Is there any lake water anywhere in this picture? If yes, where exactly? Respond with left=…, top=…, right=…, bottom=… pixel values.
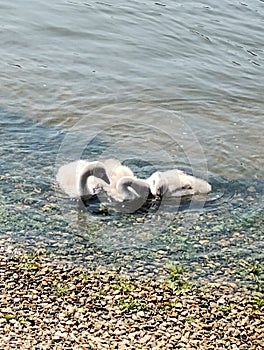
left=0, top=0, right=263, bottom=282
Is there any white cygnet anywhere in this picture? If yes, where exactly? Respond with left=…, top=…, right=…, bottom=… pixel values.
left=88, top=175, right=150, bottom=203
left=109, top=165, right=134, bottom=190
left=146, top=169, right=211, bottom=198
left=56, top=160, right=110, bottom=198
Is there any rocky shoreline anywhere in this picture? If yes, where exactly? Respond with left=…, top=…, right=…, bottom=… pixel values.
left=0, top=249, right=263, bottom=349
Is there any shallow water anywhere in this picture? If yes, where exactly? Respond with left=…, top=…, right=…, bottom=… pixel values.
left=0, top=109, right=263, bottom=285
left=0, top=1, right=263, bottom=282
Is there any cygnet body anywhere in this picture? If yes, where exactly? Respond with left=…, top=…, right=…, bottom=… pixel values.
left=102, top=159, right=122, bottom=177
left=113, top=176, right=150, bottom=202
left=114, top=176, right=151, bottom=213
left=109, top=165, right=134, bottom=190
left=147, top=169, right=211, bottom=198
left=88, top=175, right=150, bottom=203
left=56, top=160, right=110, bottom=198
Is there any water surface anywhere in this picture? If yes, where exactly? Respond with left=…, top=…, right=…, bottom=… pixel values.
left=0, top=0, right=263, bottom=283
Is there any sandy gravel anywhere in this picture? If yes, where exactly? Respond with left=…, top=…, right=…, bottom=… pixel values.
left=0, top=249, right=263, bottom=350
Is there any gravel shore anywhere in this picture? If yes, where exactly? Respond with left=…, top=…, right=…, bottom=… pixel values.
left=0, top=249, right=263, bottom=350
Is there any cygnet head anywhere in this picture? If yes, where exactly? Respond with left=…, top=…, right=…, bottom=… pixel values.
left=78, top=161, right=110, bottom=197
left=115, top=176, right=149, bottom=201
left=146, top=171, right=168, bottom=197
left=91, top=162, right=110, bottom=185
left=87, top=175, right=110, bottom=195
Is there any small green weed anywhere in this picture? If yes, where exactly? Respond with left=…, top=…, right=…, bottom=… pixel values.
left=251, top=296, right=264, bottom=309
left=5, top=314, right=34, bottom=325
left=161, top=301, right=183, bottom=312
left=119, top=298, right=146, bottom=310
left=166, top=263, right=184, bottom=279
left=99, top=289, right=108, bottom=296
left=217, top=303, right=235, bottom=313
left=185, top=316, right=195, bottom=324
left=240, top=260, right=263, bottom=282
left=165, top=263, right=191, bottom=294
left=166, top=279, right=190, bottom=294
left=79, top=273, right=89, bottom=281
left=5, top=314, right=17, bottom=321
left=53, top=283, right=69, bottom=297
left=18, top=253, right=42, bottom=270
left=112, top=278, right=137, bottom=293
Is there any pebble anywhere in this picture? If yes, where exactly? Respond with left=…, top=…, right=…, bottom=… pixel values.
left=0, top=250, right=262, bottom=350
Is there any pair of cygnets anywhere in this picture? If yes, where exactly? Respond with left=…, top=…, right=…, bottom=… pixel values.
left=56, top=159, right=211, bottom=204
